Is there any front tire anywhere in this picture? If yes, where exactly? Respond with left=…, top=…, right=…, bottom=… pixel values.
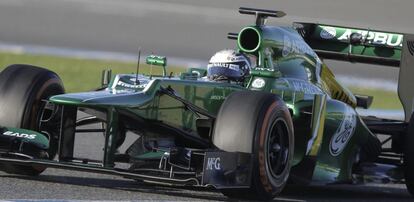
left=0, top=64, right=64, bottom=175
left=213, top=91, right=294, bottom=200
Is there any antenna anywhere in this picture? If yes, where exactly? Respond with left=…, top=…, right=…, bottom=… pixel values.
left=135, top=47, right=141, bottom=85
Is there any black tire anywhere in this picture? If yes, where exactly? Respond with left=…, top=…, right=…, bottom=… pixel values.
left=0, top=150, right=49, bottom=176
left=404, top=113, right=414, bottom=196
left=212, top=91, right=294, bottom=201
left=0, top=64, right=64, bottom=176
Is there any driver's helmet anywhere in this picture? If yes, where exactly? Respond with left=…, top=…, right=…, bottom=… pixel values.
left=207, top=49, right=251, bottom=81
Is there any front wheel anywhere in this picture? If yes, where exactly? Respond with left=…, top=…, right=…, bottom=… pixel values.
left=212, top=91, right=294, bottom=200
left=0, top=64, right=64, bottom=176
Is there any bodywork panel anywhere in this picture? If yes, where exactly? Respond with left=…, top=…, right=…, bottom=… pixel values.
left=399, top=34, right=414, bottom=121
left=0, top=127, right=49, bottom=155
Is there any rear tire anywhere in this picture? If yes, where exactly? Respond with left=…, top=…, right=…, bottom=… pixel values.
left=404, top=113, right=414, bottom=196
left=0, top=64, right=64, bottom=176
left=213, top=91, right=294, bottom=200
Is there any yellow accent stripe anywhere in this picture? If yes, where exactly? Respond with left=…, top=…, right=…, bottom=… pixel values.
left=309, top=102, right=326, bottom=156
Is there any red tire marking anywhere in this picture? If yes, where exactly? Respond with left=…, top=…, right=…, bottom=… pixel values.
left=258, top=101, right=282, bottom=193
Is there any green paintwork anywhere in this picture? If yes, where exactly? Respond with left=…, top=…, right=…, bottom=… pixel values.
left=300, top=23, right=403, bottom=62
left=104, top=107, right=118, bottom=167
left=134, top=151, right=166, bottom=160
left=146, top=55, right=167, bottom=66
left=50, top=89, right=154, bottom=107
left=1, top=127, right=49, bottom=149
left=47, top=19, right=378, bottom=185
left=146, top=55, right=167, bottom=76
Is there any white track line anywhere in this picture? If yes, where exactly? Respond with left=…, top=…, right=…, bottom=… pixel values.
left=0, top=41, right=205, bottom=68
left=0, top=41, right=399, bottom=90
left=0, top=41, right=405, bottom=119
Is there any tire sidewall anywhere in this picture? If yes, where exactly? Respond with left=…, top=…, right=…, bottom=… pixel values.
left=25, top=74, right=64, bottom=130
left=253, top=97, right=294, bottom=198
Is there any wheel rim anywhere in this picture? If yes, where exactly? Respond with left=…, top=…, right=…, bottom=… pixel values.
left=267, top=118, right=290, bottom=178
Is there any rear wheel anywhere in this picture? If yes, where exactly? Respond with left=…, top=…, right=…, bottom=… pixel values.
left=212, top=91, right=294, bottom=200
left=0, top=64, right=64, bottom=175
left=404, top=113, right=414, bottom=196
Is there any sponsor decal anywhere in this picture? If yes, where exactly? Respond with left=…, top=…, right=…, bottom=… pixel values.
left=254, top=67, right=275, bottom=72
left=210, top=95, right=226, bottom=100
left=252, top=78, right=266, bottom=88
left=329, top=107, right=357, bottom=156
left=407, top=40, right=414, bottom=56
left=225, top=55, right=245, bottom=62
left=2, top=131, right=37, bottom=139
left=282, top=35, right=292, bottom=57
left=206, top=157, right=221, bottom=170
left=320, top=26, right=337, bottom=39
left=289, top=79, right=323, bottom=94
left=283, top=34, right=318, bottom=58
left=207, top=63, right=240, bottom=70
left=114, top=75, right=149, bottom=89
left=116, top=81, right=147, bottom=89
left=335, top=28, right=403, bottom=47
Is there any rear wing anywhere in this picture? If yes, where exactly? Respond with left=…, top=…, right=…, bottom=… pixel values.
left=295, top=23, right=402, bottom=67
left=294, top=23, right=414, bottom=121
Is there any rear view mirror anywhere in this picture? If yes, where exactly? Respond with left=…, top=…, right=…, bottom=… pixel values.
left=146, top=55, right=167, bottom=77
left=101, top=69, right=112, bottom=88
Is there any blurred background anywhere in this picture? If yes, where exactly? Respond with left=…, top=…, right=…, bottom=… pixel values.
left=0, top=0, right=412, bottom=118
left=0, top=1, right=413, bottom=200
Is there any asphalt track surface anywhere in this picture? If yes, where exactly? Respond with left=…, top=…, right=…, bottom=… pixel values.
left=0, top=0, right=413, bottom=201
left=0, top=131, right=412, bottom=201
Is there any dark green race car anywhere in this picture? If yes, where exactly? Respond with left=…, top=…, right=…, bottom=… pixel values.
left=0, top=7, right=413, bottom=200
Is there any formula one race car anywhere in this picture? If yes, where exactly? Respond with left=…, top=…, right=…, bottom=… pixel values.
left=1, top=7, right=414, bottom=200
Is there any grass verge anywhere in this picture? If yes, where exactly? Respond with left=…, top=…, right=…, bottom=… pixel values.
left=349, top=87, right=402, bottom=110
left=0, top=52, right=184, bottom=92
left=0, top=51, right=402, bottom=109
